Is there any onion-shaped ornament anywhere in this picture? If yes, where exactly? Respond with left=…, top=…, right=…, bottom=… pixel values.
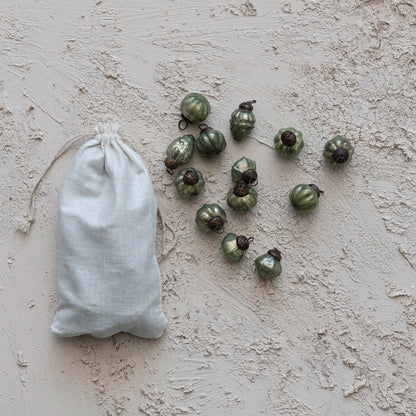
left=229, top=100, right=256, bottom=142
left=231, top=157, right=257, bottom=185
left=289, top=183, right=323, bottom=212
left=196, top=125, right=226, bottom=158
left=195, top=203, right=227, bottom=233
left=179, top=93, right=211, bottom=130
left=221, top=233, right=253, bottom=262
left=164, top=134, right=195, bottom=173
left=323, top=135, right=354, bottom=165
left=274, top=127, right=304, bottom=157
left=227, top=181, right=257, bottom=212
left=254, top=248, right=282, bottom=280
left=174, top=168, right=205, bottom=197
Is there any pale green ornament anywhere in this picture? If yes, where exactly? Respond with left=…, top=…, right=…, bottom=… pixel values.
left=254, top=248, right=282, bottom=280
left=231, top=157, right=257, bottom=185
left=221, top=233, right=253, bottom=262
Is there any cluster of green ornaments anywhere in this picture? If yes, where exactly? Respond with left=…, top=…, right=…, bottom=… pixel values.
left=165, top=92, right=355, bottom=280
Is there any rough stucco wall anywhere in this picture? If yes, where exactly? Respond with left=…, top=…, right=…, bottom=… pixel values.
left=1, top=0, right=415, bottom=415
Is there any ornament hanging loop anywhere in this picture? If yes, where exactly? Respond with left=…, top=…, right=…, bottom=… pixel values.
left=198, top=123, right=210, bottom=132
left=178, top=115, right=189, bottom=131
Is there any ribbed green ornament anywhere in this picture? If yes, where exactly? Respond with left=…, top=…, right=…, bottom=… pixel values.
left=195, top=203, right=226, bottom=233
left=323, top=136, right=354, bottom=165
left=164, top=134, right=195, bottom=171
left=174, top=168, right=205, bottom=197
left=289, top=184, right=323, bottom=212
left=274, top=127, right=304, bottom=157
left=196, top=126, right=226, bottom=158
left=179, top=93, right=211, bottom=129
left=229, top=100, right=256, bottom=142
left=227, top=181, right=257, bottom=212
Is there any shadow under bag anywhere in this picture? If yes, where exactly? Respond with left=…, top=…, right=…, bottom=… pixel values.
left=51, top=123, right=167, bottom=338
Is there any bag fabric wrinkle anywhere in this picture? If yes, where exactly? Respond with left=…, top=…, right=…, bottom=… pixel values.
left=51, top=123, right=168, bottom=338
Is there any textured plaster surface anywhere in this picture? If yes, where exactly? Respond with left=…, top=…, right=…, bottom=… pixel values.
left=1, top=0, right=416, bottom=415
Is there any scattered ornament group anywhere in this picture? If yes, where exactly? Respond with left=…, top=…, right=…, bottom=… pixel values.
left=164, top=92, right=355, bottom=280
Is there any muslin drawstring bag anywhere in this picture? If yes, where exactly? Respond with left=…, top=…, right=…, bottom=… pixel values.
left=23, top=123, right=168, bottom=338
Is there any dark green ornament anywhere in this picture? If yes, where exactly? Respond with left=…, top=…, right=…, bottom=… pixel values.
left=227, top=181, right=257, bottom=212
left=174, top=168, right=205, bottom=197
left=221, top=233, right=253, bottom=262
left=196, top=125, right=226, bottom=158
left=164, top=134, right=195, bottom=172
left=254, top=248, right=282, bottom=280
left=179, top=93, right=211, bottom=130
left=231, top=157, right=258, bottom=185
left=290, top=184, right=323, bottom=212
left=274, top=127, right=304, bottom=157
left=323, top=135, right=354, bottom=165
left=195, top=203, right=226, bottom=233
left=230, top=100, right=256, bottom=142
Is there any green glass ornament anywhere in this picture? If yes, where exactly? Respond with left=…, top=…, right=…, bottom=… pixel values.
left=195, top=203, right=226, bottom=233
left=274, top=127, right=304, bottom=157
left=164, top=134, right=195, bottom=172
left=227, top=181, right=257, bottom=212
left=221, top=233, right=253, bottom=262
left=323, top=135, right=354, bottom=165
left=174, top=168, right=205, bottom=197
left=196, top=125, right=226, bottom=158
left=231, top=156, right=257, bottom=185
left=254, top=248, right=282, bottom=280
left=290, top=184, right=323, bottom=212
left=179, top=93, right=211, bottom=130
left=230, top=100, right=256, bottom=142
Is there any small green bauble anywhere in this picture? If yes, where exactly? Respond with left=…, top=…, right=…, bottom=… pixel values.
left=227, top=181, right=258, bottom=212
left=196, top=126, right=227, bottom=158
left=164, top=134, right=195, bottom=171
left=174, top=168, right=205, bottom=197
left=195, top=203, right=227, bottom=233
left=274, top=127, right=304, bottom=157
left=221, top=233, right=253, bottom=262
left=254, top=248, right=282, bottom=280
left=231, top=156, right=257, bottom=185
left=290, top=183, right=323, bottom=212
left=230, top=100, right=256, bottom=142
left=323, top=135, right=354, bottom=165
left=179, top=93, right=211, bottom=129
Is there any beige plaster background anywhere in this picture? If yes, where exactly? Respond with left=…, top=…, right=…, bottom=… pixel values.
left=1, top=0, right=416, bottom=415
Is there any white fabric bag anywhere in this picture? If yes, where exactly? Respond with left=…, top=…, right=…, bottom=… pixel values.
left=47, top=123, right=167, bottom=338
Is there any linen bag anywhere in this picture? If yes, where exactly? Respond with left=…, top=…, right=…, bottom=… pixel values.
left=25, top=123, right=167, bottom=338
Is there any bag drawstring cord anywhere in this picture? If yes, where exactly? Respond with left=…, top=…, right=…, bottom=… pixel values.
left=156, top=207, right=177, bottom=263
left=20, top=131, right=173, bottom=262
left=20, top=133, right=95, bottom=234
